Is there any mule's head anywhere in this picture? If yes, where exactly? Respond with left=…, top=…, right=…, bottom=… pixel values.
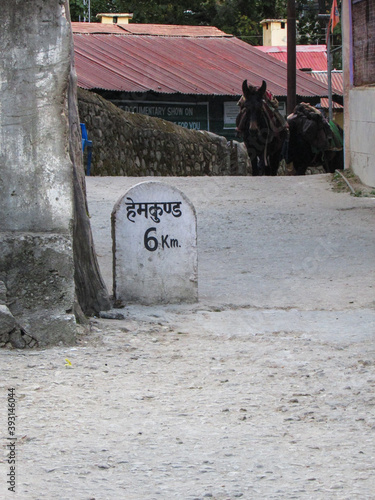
left=236, top=80, right=267, bottom=133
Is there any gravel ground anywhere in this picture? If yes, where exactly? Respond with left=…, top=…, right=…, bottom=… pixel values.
left=1, top=174, right=374, bottom=500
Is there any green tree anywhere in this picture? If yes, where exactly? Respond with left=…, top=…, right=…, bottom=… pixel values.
left=256, top=0, right=286, bottom=20
left=69, top=0, right=337, bottom=49
left=297, top=1, right=324, bottom=44
left=69, top=0, right=85, bottom=20
left=69, top=0, right=286, bottom=27
left=70, top=0, right=117, bottom=21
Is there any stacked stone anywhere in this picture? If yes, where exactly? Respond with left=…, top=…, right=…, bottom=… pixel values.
left=78, top=89, right=250, bottom=177
left=0, top=281, right=38, bottom=349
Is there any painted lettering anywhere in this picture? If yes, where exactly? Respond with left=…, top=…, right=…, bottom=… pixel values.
left=127, top=200, right=182, bottom=223
left=144, top=229, right=181, bottom=252
left=168, top=107, right=184, bottom=116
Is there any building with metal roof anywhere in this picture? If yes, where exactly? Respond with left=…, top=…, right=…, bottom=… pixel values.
left=256, top=45, right=344, bottom=125
left=310, top=71, right=344, bottom=126
left=72, top=22, right=342, bottom=139
left=310, top=70, right=343, bottom=94
left=255, top=45, right=329, bottom=72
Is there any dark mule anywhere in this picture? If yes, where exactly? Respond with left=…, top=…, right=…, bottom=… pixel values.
left=236, top=80, right=288, bottom=176
left=286, top=103, right=344, bottom=175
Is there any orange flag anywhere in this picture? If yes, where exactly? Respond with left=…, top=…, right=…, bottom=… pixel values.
left=327, top=0, right=340, bottom=43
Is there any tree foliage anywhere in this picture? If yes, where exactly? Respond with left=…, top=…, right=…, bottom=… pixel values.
left=69, top=0, right=336, bottom=48
left=297, top=0, right=324, bottom=44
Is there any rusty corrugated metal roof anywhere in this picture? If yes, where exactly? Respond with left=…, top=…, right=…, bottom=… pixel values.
left=310, top=71, right=344, bottom=109
left=319, top=98, right=343, bottom=109
left=71, top=22, right=229, bottom=37
left=256, top=45, right=328, bottom=71
left=71, top=23, right=126, bottom=34
left=310, top=71, right=343, bottom=93
left=117, top=23, right=230, bottom=37
left=72, top=24, right=340, bottom=98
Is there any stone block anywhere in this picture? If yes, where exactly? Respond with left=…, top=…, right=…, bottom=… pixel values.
left=8, top=330, right=26, bottom=349
left=0, top=305, right=16, bottom=336
left=0, top=281, right=6, bottom=304
left=112, top=181, right=198, bottom=305
left=0, top=233, right=76, bottom=346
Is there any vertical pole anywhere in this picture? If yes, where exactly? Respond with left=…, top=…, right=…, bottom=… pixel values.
left=287, top=0, right=297, bottom=115
left=83, top=0, right=90, bottom=22
left=342, top=0, right=352, bottom=170
left=327, top=32, right=333, bottom=121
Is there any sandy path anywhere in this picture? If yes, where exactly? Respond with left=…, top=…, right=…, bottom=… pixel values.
left=1, top=174, right=374, bottom=499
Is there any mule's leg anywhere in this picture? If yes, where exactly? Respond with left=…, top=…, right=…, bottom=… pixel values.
left=251, top=156, right=260, bottom=176
left=323, top=150, right=343, bottom=173
left=268, top=153, right=280, bottom=176
left=294, top=161, right=308, bottom=175
left=264, top=161, right=271, bottom=176
left=257, top=156, right=265, bottom=176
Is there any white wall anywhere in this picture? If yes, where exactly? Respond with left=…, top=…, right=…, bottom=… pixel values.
left=342, top=0, right=375, bottom=188
left=348, top=86, right=375, bottom=188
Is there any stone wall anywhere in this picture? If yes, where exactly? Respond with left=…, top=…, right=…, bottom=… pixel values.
left=78, top=88, right=250, bottom=177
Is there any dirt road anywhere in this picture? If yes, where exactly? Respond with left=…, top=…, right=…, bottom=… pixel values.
left=1, top=174, right=374, bottom=499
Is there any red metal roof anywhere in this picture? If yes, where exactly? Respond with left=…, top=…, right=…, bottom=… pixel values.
left=319, top=98, right=343, bottom=109
left=115, top=23, right=229, bottom=37
left=309, top=71, right=344, bottom=109
left=71, top=23, right=127, bottom=34
left=72, top=24, right=340, bottom=98
left=309, top=71, right=343, bottom=93
left=256, top=45, right=328, bottom=71
left=71, top=22, right=229, bottom=37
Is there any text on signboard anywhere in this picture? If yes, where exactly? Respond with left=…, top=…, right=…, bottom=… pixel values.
left=126, top=198, right=182, bottom=223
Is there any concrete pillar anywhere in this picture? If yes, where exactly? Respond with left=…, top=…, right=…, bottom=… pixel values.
left=0, top=0, right=77, bottom=345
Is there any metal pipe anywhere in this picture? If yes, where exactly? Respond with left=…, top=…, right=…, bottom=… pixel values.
left=335, top=169, right=356, bottom=195
left=83, top=0, right=91, bottom=22
left=319, top=13, right=333, bottom=121
left=327, top=33, right=333, bottom=121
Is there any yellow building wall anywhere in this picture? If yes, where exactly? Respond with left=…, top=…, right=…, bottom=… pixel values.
left=100, top=16, right=114, bottom=24
left=262, top=21, right=287, bottom=46
left=98, top=14, right=133, bottom=24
